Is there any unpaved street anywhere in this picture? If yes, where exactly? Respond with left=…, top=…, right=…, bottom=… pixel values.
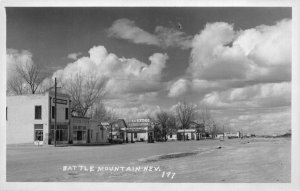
left=6, top=138, right=291, bottom=182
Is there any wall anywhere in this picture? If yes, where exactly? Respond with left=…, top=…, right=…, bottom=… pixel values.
left=70, top=117, right=89, bottom=144
left=6, top=94, right=49, bottom=144
left=167, top=134, right=177, bottom=141
left=90, top=120, right=108, bottom=143
left=49, top=92, right=70, bottom=124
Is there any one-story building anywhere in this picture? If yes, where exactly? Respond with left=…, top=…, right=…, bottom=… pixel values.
left=176, top=122, right=207, bottom=141
left=215, top=132, right=242, bottom=139
left=70, top=117, right=108, bottom=144
left=126, top=119, right=154, bottom=142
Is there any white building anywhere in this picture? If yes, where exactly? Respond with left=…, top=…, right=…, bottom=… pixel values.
left=166, top=132, right=177, bottom=141
left=6, top=92, right=71, bottom=145
left=177, top=129, right=197, bottom=140
left=215, top=132, right=242, bottom=139
left=126, top=119, right=154, bottom=142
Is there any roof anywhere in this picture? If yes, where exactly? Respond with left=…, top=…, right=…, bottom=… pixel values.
left=71, top=116, right=90, bottom=119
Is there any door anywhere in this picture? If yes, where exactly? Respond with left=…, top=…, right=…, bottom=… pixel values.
left=34, top=124, right=43, bottom=144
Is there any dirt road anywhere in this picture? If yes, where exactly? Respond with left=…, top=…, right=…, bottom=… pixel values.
left=6, top=137, right=291, bottom=182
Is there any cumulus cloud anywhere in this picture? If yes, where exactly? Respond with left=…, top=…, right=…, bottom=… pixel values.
left=154, top=26, right=192, bottom=49
left=41, top=18, right=290, bottom=134
left=235, top=19, right=291, bottom=66
left=67, top=52, right=82, bottom=60
left=105, top=97, right=162, bottom=121
left=107, top=18, right=160, bottom=46
left=188, top=22, right=251, bottom=80
left=200, top=82, right=291, bottom=108
left=187, top=19, right=291, bottom=82
left=168, top=19, right=291, bottom=107
left=107, top=18, right=192, bottom=49
left=168, top=78, right=190, bottom=97
left=52, top=45, right=168, bottom=95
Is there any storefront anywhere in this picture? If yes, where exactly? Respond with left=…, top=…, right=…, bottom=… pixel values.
left=177, top=129, right=197, bottom=141
left=127, top=119, right=154, bottom=143
left=50, top=124, right=69, bottom=144
left=110, top=119, right=127, bottom=142
left=89, top=120, right=108, bottom=143
left=70, top=116, right=89, bottom=144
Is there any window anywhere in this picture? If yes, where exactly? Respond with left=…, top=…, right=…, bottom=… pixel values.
left=35, top=106, right=42, bottom=119
left=6, top=107, right=7, bottom=121
left=65, top=108, right=69, bottom=120
left=52, top=106, right=55, bottom=119
left=134, top=132, right=137, bottom=138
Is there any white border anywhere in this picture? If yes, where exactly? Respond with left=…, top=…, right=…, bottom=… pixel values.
left=0, top=0, right=299, bottom=191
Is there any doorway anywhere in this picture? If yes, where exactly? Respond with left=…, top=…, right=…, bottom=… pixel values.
left=34, top=124, right=43, bottom=144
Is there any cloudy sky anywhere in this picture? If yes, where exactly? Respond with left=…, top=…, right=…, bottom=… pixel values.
left=6, top=7, right=291, bottom=135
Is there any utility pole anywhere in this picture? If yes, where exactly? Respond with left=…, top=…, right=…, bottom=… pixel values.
left=110, top=123, right=113, bottom=143
left=54, top=78, right=57, bottom=147
left=223, top=125, right=225, bottom=141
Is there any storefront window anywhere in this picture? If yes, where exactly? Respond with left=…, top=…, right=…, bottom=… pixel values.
left=51, top=125, right=68, bottom=142
left=73, top=125, right=87, bottom=142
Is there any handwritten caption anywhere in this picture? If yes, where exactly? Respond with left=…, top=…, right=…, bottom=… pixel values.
left=63, top=165, right=175, bottom=179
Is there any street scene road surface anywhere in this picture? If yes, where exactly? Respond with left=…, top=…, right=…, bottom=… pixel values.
left=7, top=137, right=290, bottom=182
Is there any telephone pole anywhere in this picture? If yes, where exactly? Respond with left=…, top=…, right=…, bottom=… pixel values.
left=223, top=125, right=225, bottom=141
left=54, top=78, right=57, bottom=147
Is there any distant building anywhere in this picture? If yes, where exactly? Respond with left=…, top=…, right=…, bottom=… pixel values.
left=110, top=119, right=127, bottom=142
left=216, top=132, right=242, bottom=139
left=177, top=122, right=207, bottom=141
left=177, top=129, right=197, bottom=140
left=166, top=129, right=178, bottom=141
left=127, top=119, right=154, bottom=142
left=6, top=92, right=71, bottom=145
left=70, top=117, right=108, bottom=144
left=70, top=116, right=89, bottom=144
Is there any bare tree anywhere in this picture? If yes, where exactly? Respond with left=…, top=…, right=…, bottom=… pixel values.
left=175, top=102, right=197, bottom=141
left=198, top=107, right=219, bottom=138
left=91, top=102, right=118, bottom=122
left=154, top=111, right=170, bottom=141
left=7, top=75, right=26, bottom=95
left=15, top=60, right=44, bottom=94
left=199, top=107, right=211, bottom=127
left=167, top=113, right=177, bottom=132
left=7, top=59, right=45, bottom=95
left=61, top=73, right=108, bottom=117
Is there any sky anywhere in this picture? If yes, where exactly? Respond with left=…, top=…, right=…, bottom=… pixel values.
left=6, top=7, right=292, bottom=135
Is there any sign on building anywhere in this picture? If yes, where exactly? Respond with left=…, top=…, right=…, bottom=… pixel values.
left=127, top=118, right=153, bottom=132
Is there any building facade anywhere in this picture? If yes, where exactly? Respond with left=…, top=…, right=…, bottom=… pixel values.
left=70, top=117, right=109, bottom=144
left=70, top=116, right=89, bottom=144
left=89, top=120, right=109, bottom=144
left=127, top=119, right=154, bottom=142
left=6, top=92, right=71, bottom=145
